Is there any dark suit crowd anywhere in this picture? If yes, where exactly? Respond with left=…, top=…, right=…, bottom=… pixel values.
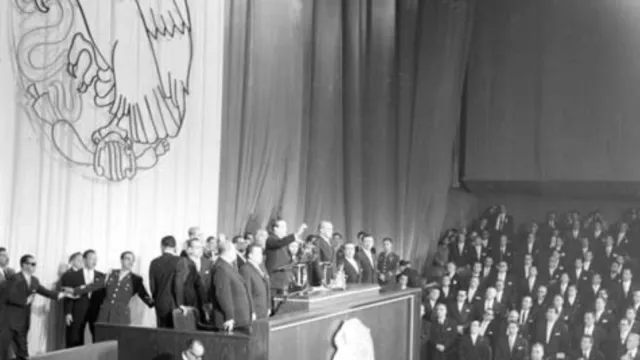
left=422, top=205, right=640, bottom=360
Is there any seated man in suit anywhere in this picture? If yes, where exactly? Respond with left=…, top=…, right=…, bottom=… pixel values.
left=240, top=245, right=271, bottom=319
left=209, top=239, right=253, bottom=332
left=181, top=338, right=205, bottom=360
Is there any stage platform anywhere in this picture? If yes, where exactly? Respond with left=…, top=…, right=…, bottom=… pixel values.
left=96, top=284, right=421, bottom=360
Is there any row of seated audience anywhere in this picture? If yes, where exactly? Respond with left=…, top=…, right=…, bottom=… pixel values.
left=0, top=219, right=419, bottom=360
left=423, top=206, right=640, bottom=360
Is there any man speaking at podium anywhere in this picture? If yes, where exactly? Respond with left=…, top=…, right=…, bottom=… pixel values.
left=264, top=219, right=307, bottom=296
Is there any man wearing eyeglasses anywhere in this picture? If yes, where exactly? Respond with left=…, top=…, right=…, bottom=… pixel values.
left=182, top=339, right=205, bottom=360
left=0, top=254, right=75, bottom=360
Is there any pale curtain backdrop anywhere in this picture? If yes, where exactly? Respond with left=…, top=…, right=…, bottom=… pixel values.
left=0, top=0, right=224, bottom=354
left=219, top=0, right=476, bottom=272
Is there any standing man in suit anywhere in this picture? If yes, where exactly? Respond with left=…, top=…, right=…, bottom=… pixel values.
left=459, top=320, right=493, bottom=360
left=495, top=321, right=529, bottom=360
left=426, top=303, right=457, bottom=360
left=492, top=205, right=515, bottom=237
left=339, top=242, right=362, bottom=284
left=63, top=250, right=105, bottom=347
left=623, top=333, right=640, bottom=360
left=264, top=219, right=307, bottom=294
left=1, top=255, right=73, bottom=360
left=240, top=245, right=271, bottom=319
left=209, top=239, right=253, bottom=332
left=314, top=221, right=336, bottom=285
left=357, top=234, right=377, bottom=284
left=232, top=235, right=248, bottom=269
left=149, top=236, right=180, bottom=328
left=377, top=238, right=399, bottom=286
left=575, top=335, right=604, bottom=360
left=0, top=247, right=15, bottom=360
left=0, top=248, right=15, bottom=284
left=534, top=307, right=569, bottom=360
left=175, top=238, right=208, bottom=318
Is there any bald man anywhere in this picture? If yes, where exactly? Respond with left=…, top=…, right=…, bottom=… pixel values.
left=181, top=339, right=204, bottom=360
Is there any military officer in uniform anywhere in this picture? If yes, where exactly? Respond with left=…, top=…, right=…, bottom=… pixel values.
left=74, top=251, right=154, bottom=325
left=377, top=238, right=399, bottom=286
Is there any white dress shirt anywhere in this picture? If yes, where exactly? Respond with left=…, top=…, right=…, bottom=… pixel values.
left=623, top=280, right=631, bottom=296
left=362, top=250, right=374, bottom=268
left=520, top=309, right=528, bottom=324
left=584, top=325, right=594, bottom=336
left=346, top=257, right=360, bottom=273
left=546, top=320, right=555, bottom=344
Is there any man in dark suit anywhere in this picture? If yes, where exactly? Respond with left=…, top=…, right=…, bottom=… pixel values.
left=175, top=238, right=208, bottom=318
left=448, top=290, right=473, bottom=333
left=240, top=245, right=271, bottom=319
left=181, top=339, right=205, bottom=360
left=0, top=247, right=15, bottom=284
left=575, top=335, right=604, bottom=360
left=314, top=221, right=336, bottom=285
left=459, top=320, right=492, bottom=360
left=356, top=234, right=377, bottom=284
left=426, top=303, right=457, bottom=360
left=264, top=219, right=306, bottom=294
left=149, top=236, right=180, bottom=328
left=622, top=333, right=640, bottom=360
left=450, top=234, right=470, bottom=268
left=209, top=240, right=253, bottom=332
left=63, top=250, right=105, bottom=347
left=495, top=321, right=529, bottom=360
left=572, top=311, right=606, bottom=353
left=604, top=318, right=632, bottom=360
left=232, top=235, right=248, bottom=269
left=534, top=307, right=569, bottom=359
left=1, top=255, right=72, bottom=360
left=340, top=242, right=362, bottom=284
left=0, top=247, right=15, bottom=360
left=491, top=205, right=515, bottom=236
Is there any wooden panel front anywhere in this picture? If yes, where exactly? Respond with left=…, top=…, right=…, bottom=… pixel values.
left=269, top=292, right=419, bottom=360
left=95, top=323, right=269, bottom=360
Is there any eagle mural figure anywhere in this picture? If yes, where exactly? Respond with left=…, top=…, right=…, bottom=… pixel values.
left=32, top=0, right=193, bottom=181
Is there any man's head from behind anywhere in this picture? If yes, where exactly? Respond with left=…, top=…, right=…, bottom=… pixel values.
left=161, top=236, right=177, bottom=253
left=184, top=339, right=204, bottom=360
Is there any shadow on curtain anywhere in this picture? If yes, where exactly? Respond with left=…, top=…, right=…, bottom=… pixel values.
left=219, top=0, right=476, bottom=270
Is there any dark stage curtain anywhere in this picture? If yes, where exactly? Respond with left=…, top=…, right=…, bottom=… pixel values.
left=219, top=0, right=476, bottom=269
left=465, top=0, right=640, bottom=182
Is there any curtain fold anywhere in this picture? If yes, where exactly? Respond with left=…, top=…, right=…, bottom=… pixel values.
left=220, top=0, right=476, bottom=268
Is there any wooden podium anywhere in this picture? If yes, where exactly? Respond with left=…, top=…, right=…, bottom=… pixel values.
left=96, top=285, right=421, bottom=360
